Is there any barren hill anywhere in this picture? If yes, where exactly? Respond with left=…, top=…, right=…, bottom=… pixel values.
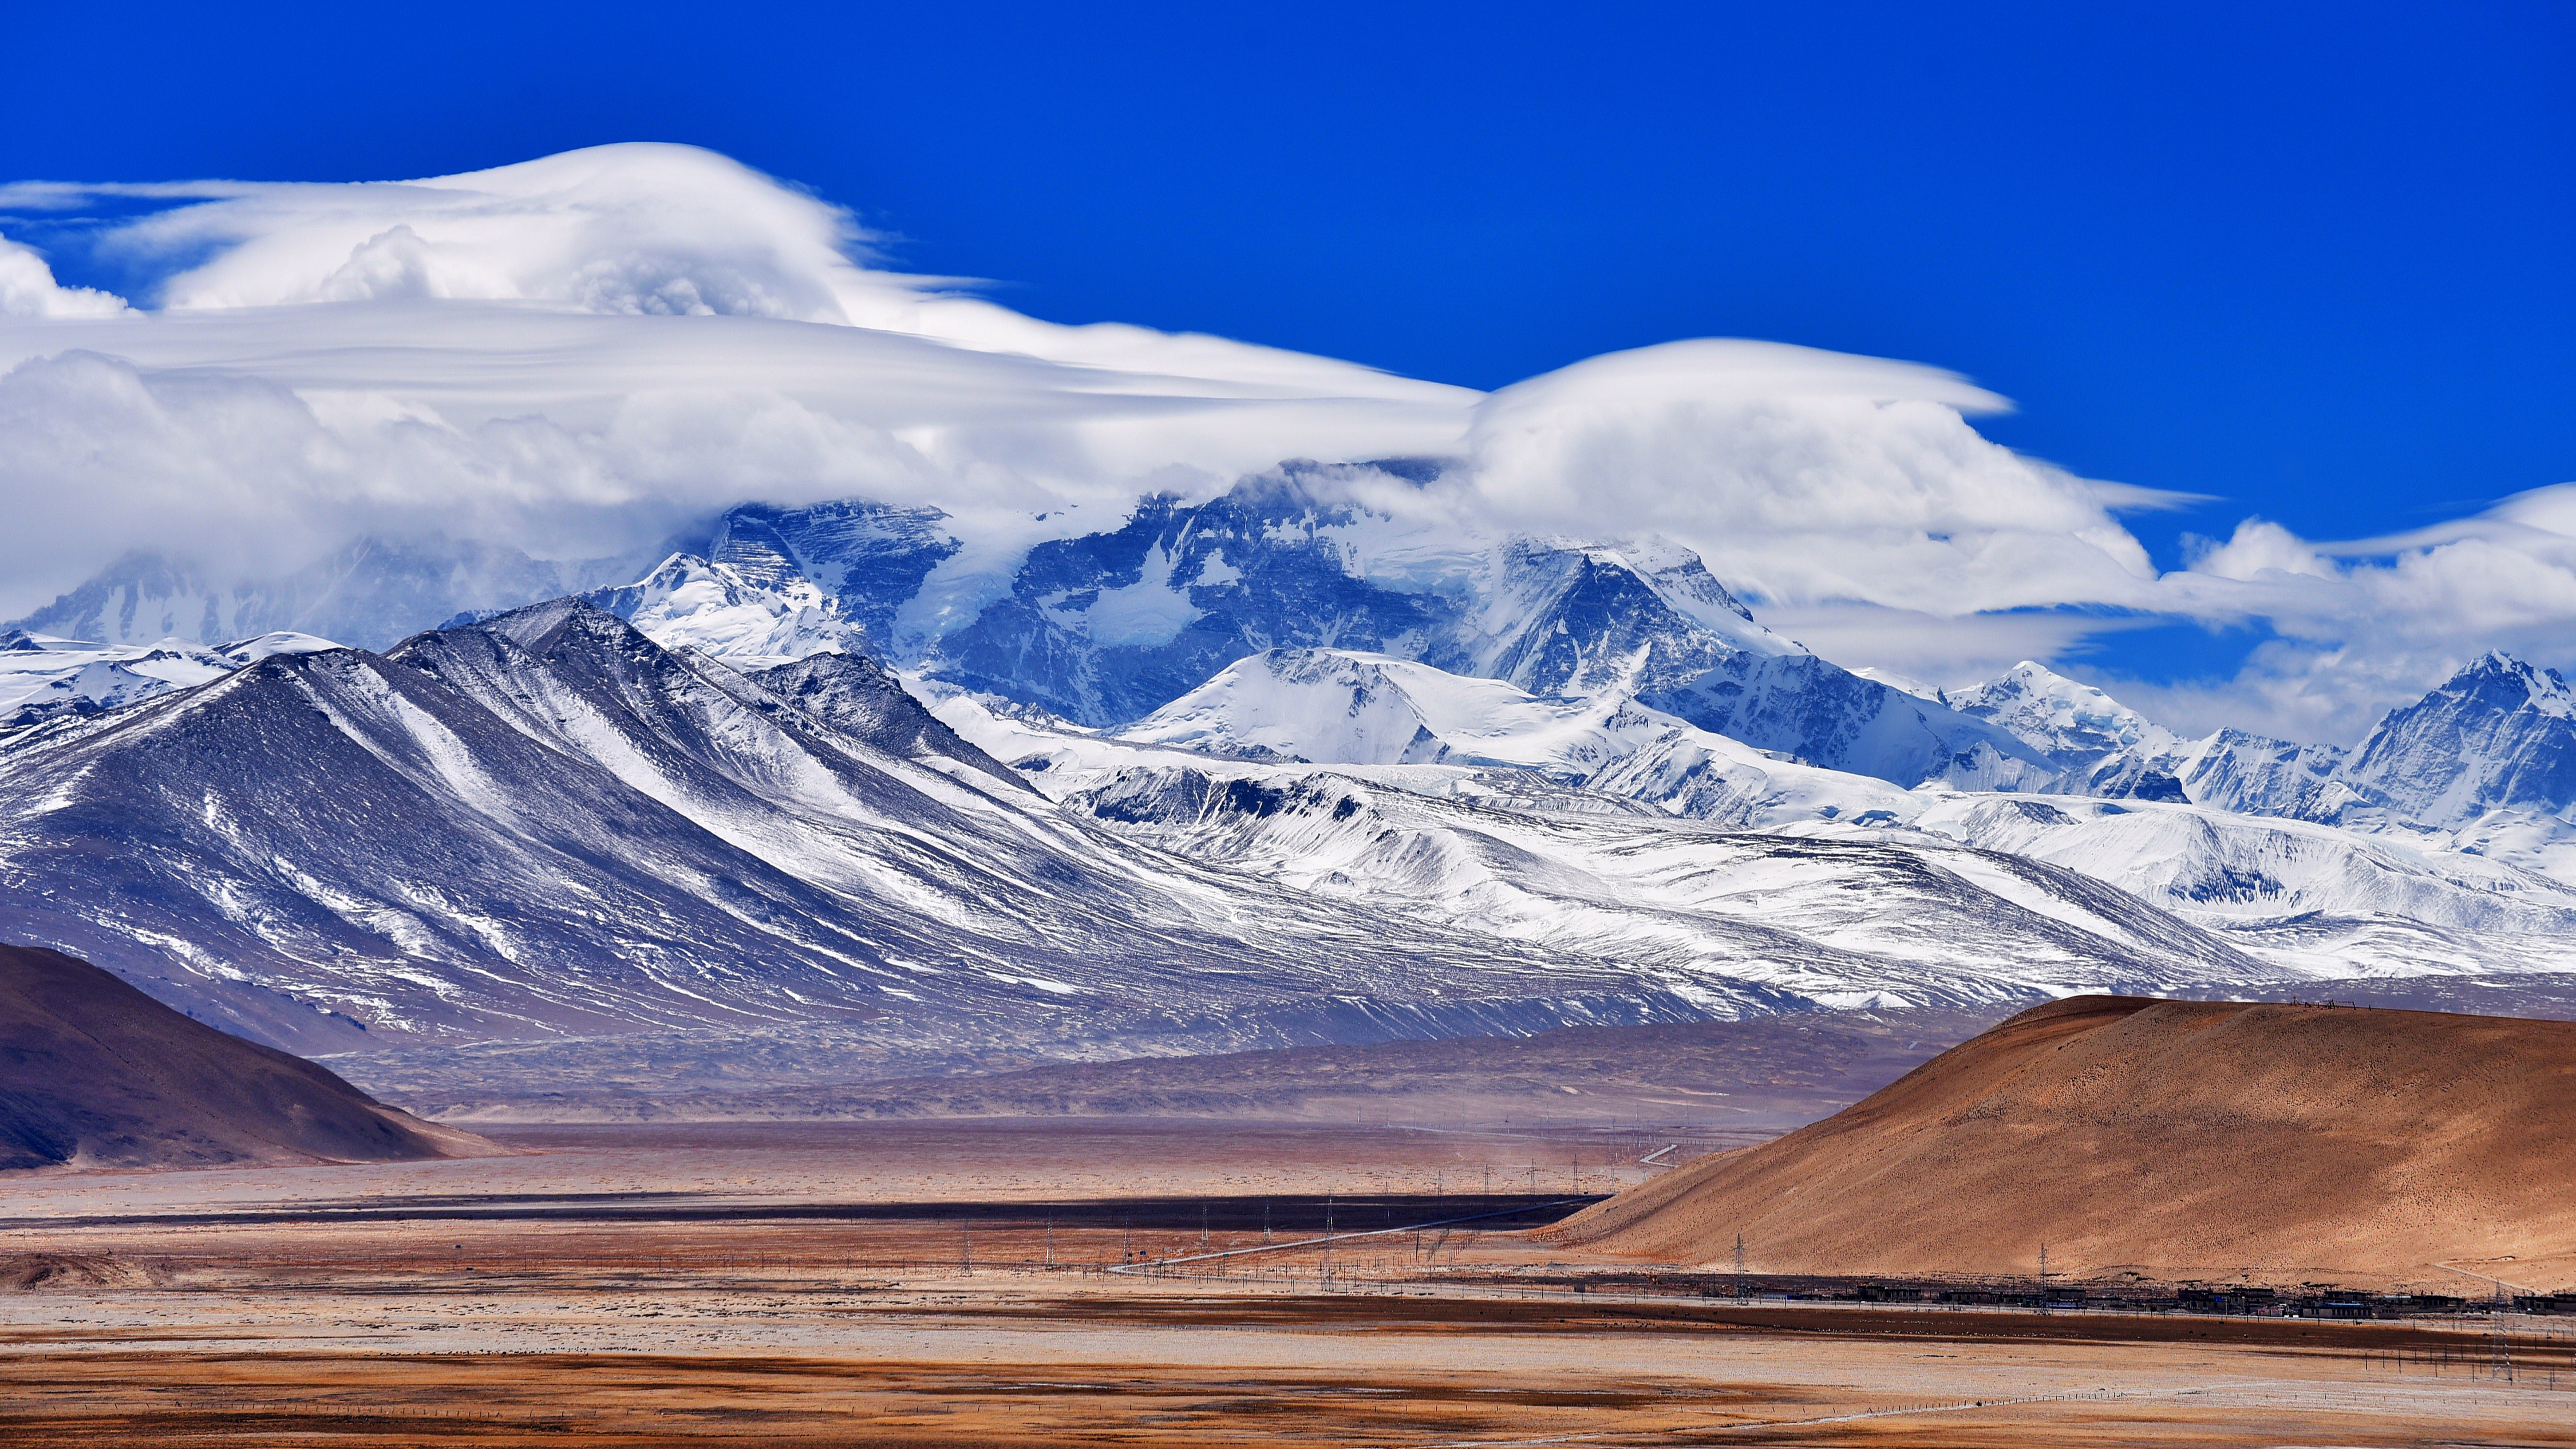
left=0, top=944, right=493, bottom=1171
left=1552, top=995, right=2576, bottom=1289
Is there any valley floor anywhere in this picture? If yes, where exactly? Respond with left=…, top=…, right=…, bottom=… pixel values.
left=2, top=1122, right=2568, bottom=1446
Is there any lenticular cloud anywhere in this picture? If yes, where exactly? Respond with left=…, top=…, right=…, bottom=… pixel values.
left=0, top=141, right=2565, bottom=736
left=0, top=142, right=2157, bottom=630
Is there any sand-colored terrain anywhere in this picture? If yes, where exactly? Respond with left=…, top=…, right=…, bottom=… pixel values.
left=3, top=1120, right=2573, bottom=1445
left=0, top=943, right=492, bottom=1170
left=1555, top=995, right=2576, bottom=1288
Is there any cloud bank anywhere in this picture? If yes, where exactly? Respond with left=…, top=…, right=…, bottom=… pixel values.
left=0, top=142, right=2566, bottom=744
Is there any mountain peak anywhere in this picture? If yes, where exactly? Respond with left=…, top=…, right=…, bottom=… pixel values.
left=1947, top=660, right=2175, bottom=771
left=580, top=554, right=865, bottom=668
left=2446, top=649, right=2575, bottom=709
left=2339, top=649, right=2576, bottom=824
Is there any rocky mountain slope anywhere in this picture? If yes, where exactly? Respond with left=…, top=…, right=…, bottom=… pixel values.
left=14, top=469, right=2051, bottom=791
left=0, top=943, right=491, bottom=1171
left=0, top=602, right=1769, bottom=1080
left=0, top=601, right=2345, bottom=1101
left=16, top=472, right=2576, bottom=1104
left=2, top=629, right=338, bottom=733
left=1552, top=994, right=2576, bottom=1286
left=1981, top=655, right=2576, bottom=881
left=1064, top=650, right=2576, bottom=979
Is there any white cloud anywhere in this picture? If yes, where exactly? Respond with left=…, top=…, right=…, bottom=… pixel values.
left=0, top=233, right=131, bottom=319
left=1, top=143, right=2569, bottom=748
left=1459, top=339, right=2188, bottom=619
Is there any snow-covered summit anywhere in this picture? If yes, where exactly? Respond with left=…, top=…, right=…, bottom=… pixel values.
left=582, top=553, right=864, bottom=668
left=1116, top=646, right=1925, bottom=828
left=1, top=630, right=340, bottom=732
left=1123, top=647, right=1689, bottom=772
left=2330, top=650, right=2576, bottom=836
left=1947, top=661, right=2179, bottom=772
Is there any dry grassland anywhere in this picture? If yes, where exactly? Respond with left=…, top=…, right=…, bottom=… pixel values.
left=2, top=1120, right=2569, bottom=1446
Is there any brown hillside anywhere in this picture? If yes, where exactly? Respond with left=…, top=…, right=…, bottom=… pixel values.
left=1552, top=995, right=2576, bottom=1289
left=0, top=943, right=495, bottom=1171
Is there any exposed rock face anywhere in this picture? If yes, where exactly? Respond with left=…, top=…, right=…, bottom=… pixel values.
left=9, top=472, right=2057, bottom=791
left=582, top=554, right=866, bottom=668
left=911, top=468, right=2049, bottom=787
left=2337, top=651, right=2576, bottom=826
left=1554, top=994, right=2576, bottom=1285
left=0, top=602, right=1730, bottom=1078
left=750, top=650, right=1034, bottom=795
left=0, top=943, right=491, bottom=1171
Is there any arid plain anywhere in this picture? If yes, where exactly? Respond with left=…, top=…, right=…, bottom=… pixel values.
left=6, top=1118, right=2574, bottom=1447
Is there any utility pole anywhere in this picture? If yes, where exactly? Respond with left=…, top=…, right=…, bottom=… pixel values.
left=1044, top=1215, right=1054, bottom=1268
left=1735, top=1232, right=1746, bottom=1304
left=1201, top=1202, right=1210, bottom=1249
left=962, top=1220, right=973, bottom=1277
left=2037, top=1243, right=2048, bottom=1313
left=2493, top=1281, right=2514, bottom=1380
left=1263, top=1200, right=1272, bottom=1244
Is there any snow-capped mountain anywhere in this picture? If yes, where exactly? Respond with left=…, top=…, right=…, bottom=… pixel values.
left=1946, top=660, right=2361, bottom=816
left=1898, top=791, right=2576, bottom=977
left=1071, top=763, right=2275, bottom=1013
left=1124, top=647, right=1682, bottom=771
left=904, top=465, right=2053, bottom=788
left=1970, top=654, right=2576, bottom=883
left=1118, top=646, right=1921, bottom=826
left=0, top=596, right=2345, bottom=1101
left=0, top=601, right=1763, bottom=1075
left=925, top=692, right=2293, bottom=1011
left=7, top=536, right=672, bottom=652
left=582, top=553, right=866, bottom=667
left=1948, top=660, right=2179, bottom=771
left=1, top=628, right=339, bottom=731
left=9, top=467, right=2054, bottom=790
left=19, top=465, right=2576, bottom=1091
left=2057, top=727, right=2353, bottom=814
left=699, top=502, right=963, bottom=656
left=2337, top=652, right=2576, bottom=827
left=1019, top=652, right=2576, bottom=980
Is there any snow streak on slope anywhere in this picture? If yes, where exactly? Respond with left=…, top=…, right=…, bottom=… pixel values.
left=1948, top=661, right=2179, bottom=771
left=978, top=651, right=2576, bottom=983
left=1904, top=793, right=2576, bottom=977
left=934, top=688, right=2287, bottom=1010
left=1118, top=646, right=1922, bottom=826
left=583, top=553, right=866, bottom=667
left=1, top=629, right=339, bottom=731
left=0, top=604, right=1743, bottom=1068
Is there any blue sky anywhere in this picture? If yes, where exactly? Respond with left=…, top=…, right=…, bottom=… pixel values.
left=1, top=1, right=2570, bottom=731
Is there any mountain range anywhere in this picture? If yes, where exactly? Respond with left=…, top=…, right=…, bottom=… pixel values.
left=8, top=463, right=2576, bottom=1103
